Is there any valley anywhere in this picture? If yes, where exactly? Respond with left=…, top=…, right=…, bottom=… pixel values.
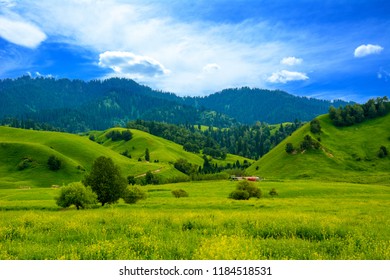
left=0, top=77, right=389, bottom=260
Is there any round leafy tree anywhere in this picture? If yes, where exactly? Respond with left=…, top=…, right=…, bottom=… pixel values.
left=48, top=155, right=61, bottom=171
left=55, top=182, right=97, bottom=210
left=83, top=156, right=127, bottom=206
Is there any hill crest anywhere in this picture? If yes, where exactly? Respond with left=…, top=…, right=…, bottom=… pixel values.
left=247, top=113, right=390, bottom=184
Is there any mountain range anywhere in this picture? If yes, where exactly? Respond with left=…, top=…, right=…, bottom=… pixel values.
left=0, top=76, right=351, bottom=132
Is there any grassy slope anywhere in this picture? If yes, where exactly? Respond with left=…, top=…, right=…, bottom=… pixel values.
left=247, top=114, right=390, bottom=184
left=95, top=128, right=252, bottom=174
left=0, top=126, right=251, bottom=188
left=0, top=126, right=144, bottom=188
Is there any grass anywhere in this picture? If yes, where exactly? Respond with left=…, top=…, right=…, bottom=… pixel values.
left=248, top=114, right=390, bottom=184
left=0, top=180, right=389, bottom=260
left=0, top=126, right=251, bottom=188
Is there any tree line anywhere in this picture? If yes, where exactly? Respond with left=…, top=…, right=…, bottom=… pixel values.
left=329, top=97, right=389, bottom=126
left=127, top=119, right=303, bottom=160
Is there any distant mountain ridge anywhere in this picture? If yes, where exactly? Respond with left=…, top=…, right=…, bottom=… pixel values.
left=184, top=87, right=351, bottom=124
left=0, top=76, right=351, bottom=132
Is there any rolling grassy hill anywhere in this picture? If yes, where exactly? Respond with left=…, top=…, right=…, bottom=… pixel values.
left=247, top=113, right=390, bottom=184
left=0, top=126, right=251, bottom=188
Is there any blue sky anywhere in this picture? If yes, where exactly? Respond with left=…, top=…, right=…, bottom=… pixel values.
left=0, top=0, right=389, bottom=102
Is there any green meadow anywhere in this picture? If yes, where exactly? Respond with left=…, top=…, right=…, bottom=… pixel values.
left=0, top=114, right=389, bottom=260
left=1, top=180, right=389, bottom=260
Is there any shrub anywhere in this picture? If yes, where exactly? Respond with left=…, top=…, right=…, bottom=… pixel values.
left=229, top=180, right=262, bottom=200
left=17, top=157, right=34, bottom=170
left=55, top=182, right=97, bottom=210
left=378, top=146, right=388, bottom=158
left=285, top=143, right=294, bottom=154
left=127, top=175, right=136, bottom=185
left=236, top=180, right=262, bottom=198
left=229, top=190, right=250, bottom=200
left=122, top=186, right=147, bottom=204
left=269, top=188, right=278, bottom=196
left=310, top=119, right=321, bottom=134
left=172, top=189, right=189, bottom=198
left=47, top=155, right=61, bottom=171
left=174, top=158, right=197, bottom=175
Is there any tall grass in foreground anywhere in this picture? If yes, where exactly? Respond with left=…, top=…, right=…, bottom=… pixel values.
left=0, top=180, right=389, bottom=260
left=0, top=209, right=389, bottom=260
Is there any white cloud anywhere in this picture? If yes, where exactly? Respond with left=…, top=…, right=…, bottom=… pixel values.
left=377, top=69, right=390, bottom=81
left=4, top=1, right=295, bottom=94
left=267, top=70, right=309, bottom=84
left=354, top=44, right=384, bottom=58
left=281, top=56, right=303, bottom=66
left=203, top=63, right=221, bottom=73
left=0, top=16, right=46, bottom=48
left=98, top=51, right=170, bottom=78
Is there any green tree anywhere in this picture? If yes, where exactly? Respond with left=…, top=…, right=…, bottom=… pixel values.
left=145, top=148, right=150, bottom=161
left=378, top=146, right=388, bottom=158
left=144, top=170, right=154, bottom=185
left=127, top=175, right=136, bottom=185
left=83, top=156, right=127, bottom=206
left=310, top=119, right=321, bottom=134
left=47, top=155, right=62, bottom=171
left=285, top=143, right=294, bottom=154
left=55, top=182, right=97, bottom=210
left=122, top=130, right=133, bottom=141
left=174, top=158, right=197, bottom=175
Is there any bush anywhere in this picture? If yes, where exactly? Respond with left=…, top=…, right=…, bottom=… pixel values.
left=174, top=158, right=197, bottom=175
left=171, top=189, right=189, bottom=198
left=310, top=119, right=321, bottom=134
left=229, top=190, right=250, bottom=200
left=55, top=182, right=97, bottom=210
left=285, top=143, right=294, bottom=154
left=236, top=180, right=262, bottom=198
left=47, top=155, right=61, bottom=171
left=378, top=146, right=388, bottom=158
left=229, top=180, right=262, bottom=200
left=122, top=186, right=147, bottom=204
left=17, top=157, right=34, bottom=170
left=269, top=188, right=278, bottom=196
left=127, top=175, right=136, bottom=185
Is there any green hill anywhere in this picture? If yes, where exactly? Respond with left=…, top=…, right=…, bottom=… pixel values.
left=0, top=126, right=251, bottom=188
left=247, top=114, right=390, bottom=184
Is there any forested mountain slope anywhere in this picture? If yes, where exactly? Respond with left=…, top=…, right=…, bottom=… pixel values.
left=185, top=87, right=351, bottom=124
left=0, top=77, right=350, bottom=132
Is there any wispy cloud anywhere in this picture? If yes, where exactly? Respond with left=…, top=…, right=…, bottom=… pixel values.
left=281, top=56, right=303, bottom=66
left=2, top=1, right=294, bottom=94
left=98, top=51, right=170, bottom=78
left=1, top=0, right=389, bottom=101
left=203, top=63, right=221, bottom=73
left=267, top=70, right=309, bottom=84
left=354, top=44, right=384, bottom=58
left=0, top=15, right=46, bottom=48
